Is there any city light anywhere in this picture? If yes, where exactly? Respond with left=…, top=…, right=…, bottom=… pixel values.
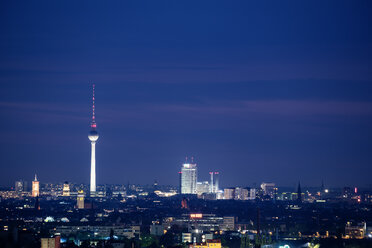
left=0, top=2, right=370, bottom=248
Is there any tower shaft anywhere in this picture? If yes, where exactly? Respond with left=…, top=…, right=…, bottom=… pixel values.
left=90, top=141, right=96, bottom=194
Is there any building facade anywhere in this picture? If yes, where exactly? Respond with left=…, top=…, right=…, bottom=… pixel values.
left=261, top=182, right=275, bottom=197
left=189, top=239, right=221, bottom=248
left=181, top=162, right=197, bottom=194
left=224, top=188, right=235, bottom=200
left=62, top=182, right=70, bottom=196
left=77, top=190, right=85, bottom=209
left=196, top=181, right=210, bottom=195
left=41, top=236, right=60, bottom=248
left=15, top=180, right=27, bottom=192
left=32, top=174, right=39, bottom=197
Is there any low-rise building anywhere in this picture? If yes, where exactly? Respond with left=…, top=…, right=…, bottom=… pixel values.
left=52, top=225, right=140, bottom=239
left=165, top=214, right=224, bottom=232
left=345, top=222, right=366, bottom=239
left=150, top=224, right=164, bottom=236
left=189, top=239, right=221, bottom=248
left=41, top=236, right=60, bottom=248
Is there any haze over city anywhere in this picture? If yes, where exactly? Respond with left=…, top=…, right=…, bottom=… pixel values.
left=1, top=1, right=372, bottom=188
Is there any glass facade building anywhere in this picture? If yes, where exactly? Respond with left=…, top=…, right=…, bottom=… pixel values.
left=181, top=163, right=197, bottom=194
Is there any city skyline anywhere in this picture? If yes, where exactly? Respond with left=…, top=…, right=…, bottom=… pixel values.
left=1, top=2, right=372, bottom=247
left=1, top=1, right=372, bottom=188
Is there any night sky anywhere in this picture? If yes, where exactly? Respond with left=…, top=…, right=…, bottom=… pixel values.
left=1, top=1, right=371, bottom=188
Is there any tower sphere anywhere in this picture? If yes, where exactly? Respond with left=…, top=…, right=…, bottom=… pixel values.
left=88, top=130, right=99, bottom=142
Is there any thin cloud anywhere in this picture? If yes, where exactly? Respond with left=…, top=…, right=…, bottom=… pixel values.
left=130, top=100, right=372, bottom=116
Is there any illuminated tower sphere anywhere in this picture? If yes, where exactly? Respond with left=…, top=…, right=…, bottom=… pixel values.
left=88, top=84, right=99, bottom=196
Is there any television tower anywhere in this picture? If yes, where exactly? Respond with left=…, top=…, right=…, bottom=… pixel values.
left=88, top=84, right=99, bottom=196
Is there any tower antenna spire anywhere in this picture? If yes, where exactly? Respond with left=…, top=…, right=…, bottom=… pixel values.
left=91, top=84, right=96, bottom=130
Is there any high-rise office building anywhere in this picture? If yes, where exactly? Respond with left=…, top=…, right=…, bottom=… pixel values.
left=214, top=172, right=219, bottom=193
left=248, top=188, right=256, bottom=200
left=15, top=181, right=22, bottom=192
left=196, top=181, right=210, bottom=195
left=88, top=84, right=99, bottom=196
left=209, top=172, right=214, bottom=193
left=234, top=187, right=249, bottom=200
left=77, top=190, right=85, bottom=209
left=209, top=172, right=220, bottom=194
left=32, top=174, right=39, bottom=197
left=15, top=180, right=27, bottom=192
left=62, top=182, right=70, bottom=196
left=224, top=188, right=235, bottom=199
left=261, top=182, right=275, bottom=197
left=224, top=187, right=255, bottom=200
left=180, top=158, right=197, bottom=194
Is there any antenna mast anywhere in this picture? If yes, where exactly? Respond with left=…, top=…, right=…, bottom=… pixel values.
left=91, top=84, right=97, bottom=130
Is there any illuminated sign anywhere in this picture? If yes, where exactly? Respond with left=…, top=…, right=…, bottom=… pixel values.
left=190, top=213, right=203, bottom=219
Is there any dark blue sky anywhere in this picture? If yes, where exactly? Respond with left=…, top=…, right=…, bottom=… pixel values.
left=0, top=1, right=371, bottom=188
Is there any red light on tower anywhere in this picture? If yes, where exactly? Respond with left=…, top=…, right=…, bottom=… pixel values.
left=354, top=187, right=358, bottom=194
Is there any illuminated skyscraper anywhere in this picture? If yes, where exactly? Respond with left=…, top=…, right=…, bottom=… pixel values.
left=180, top=158, right=197, bottom=194
left=15, top=180, right=27, bottom=192
left=15, top=181, right=23, bottom=192
left=62, top=181, right=70, bottom=196
left=261, top=182, right=275, bottom=197
left=209, top=172, right=220, bottom=193
left=32, top=174, right=39, bottom=197
left=77, top=190, right=85, bottom=209
left=214, top=172, right=219, bottom=193
left=224, top=188, right=235, bottom=200
left=209, top=172, right=214, bottom=193
left=88, top=84, right=99, bottom=196
left=196, top=181, right=210, bottom=195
